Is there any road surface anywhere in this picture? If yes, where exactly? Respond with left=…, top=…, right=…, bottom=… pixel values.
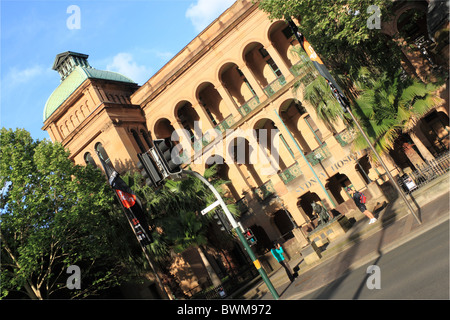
left=300, top=220, right=449, bottom=299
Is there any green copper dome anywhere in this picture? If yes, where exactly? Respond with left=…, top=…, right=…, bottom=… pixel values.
left=43, top=52, right=136, bottom=121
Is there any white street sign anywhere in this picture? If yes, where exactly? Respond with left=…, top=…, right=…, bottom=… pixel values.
left=201, top=200, right=221, bottom=215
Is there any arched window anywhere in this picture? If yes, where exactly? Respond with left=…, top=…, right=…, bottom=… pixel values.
left=84, top=152, right=97, bottom=166
left=131, top=129, right=146, bottom=153
left=95, top=143, right=110, bottom=164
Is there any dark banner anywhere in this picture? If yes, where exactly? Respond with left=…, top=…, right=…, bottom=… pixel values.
left=287, top=19, right=350, bottom=111
left=97, top=155, right=151, bottom=246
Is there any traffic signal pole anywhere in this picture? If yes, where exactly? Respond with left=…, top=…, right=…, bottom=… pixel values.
left=133, top=140, right=278, bottom=298
left=182, top=169, right=280, bottom=300
left=97, top=152, right=173, bottom=299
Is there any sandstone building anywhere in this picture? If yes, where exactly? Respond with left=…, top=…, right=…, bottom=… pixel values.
left=42, top=0, right=448, bottom=298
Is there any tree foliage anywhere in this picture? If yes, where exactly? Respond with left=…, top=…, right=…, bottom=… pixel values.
left=259, top=0, right=444, bottom=161
left=0, top=128, right=142, bottom=299
left=291, top=49, right=346, bottom=127
left=259, top=0, right=391, bottom=43
left=352, top=68, right=442, bottom=158
left=258, top=0, right=401, bottom=79
left=128, top=164, right=237, bottom=259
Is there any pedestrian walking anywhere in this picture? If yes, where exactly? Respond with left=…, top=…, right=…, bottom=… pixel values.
left=270, top=241, right=295, bottom=282
left=347, top=187, right=377, bottom=224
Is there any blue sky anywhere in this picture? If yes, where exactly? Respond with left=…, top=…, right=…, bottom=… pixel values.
left=1, top=0, right=235, bottom=140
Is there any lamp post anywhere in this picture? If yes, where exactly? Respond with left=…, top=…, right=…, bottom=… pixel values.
left=343, top=104, right=421, bottom=224
left=287, top=19, right=421, bottom=225
left=274, top=109, right=337, bottom=208
left=183, top=169, right=280, bottom=300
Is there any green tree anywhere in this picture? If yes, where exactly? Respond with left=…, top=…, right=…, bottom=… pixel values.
left=129, top=165, right=237, bottom=288
left=258, top=0, right=391, bottom=45
left=264, top=1, right=444, bottom=163
left=352, top=68, right=443, bottom=160
left=258, top=0, right=399, bottom=76
left=0, top=128, right=141, bottom=299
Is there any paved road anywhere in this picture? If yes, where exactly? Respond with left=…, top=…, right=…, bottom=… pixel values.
left=299, top=220, right=449, bottom=299
left=242, top=187, right=449, bottom=300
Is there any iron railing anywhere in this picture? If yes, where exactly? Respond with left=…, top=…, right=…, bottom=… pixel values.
left=278, top=161, right=303, bottom=185
left=190, top=266, right=259, bottom=299
left=238, top=95, right=260, bottom=117
left=263, top=75, right=286, bottom=97
left=254, top=180, right=275, bottom=201
left=305, top=143, right=331, bottom=166
left=398, top=152, right=450, bottom=193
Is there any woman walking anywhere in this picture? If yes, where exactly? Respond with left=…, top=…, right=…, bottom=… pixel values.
left=347, top=187, right=377, bottom=224
left=270, top=241, right=295, bottom=282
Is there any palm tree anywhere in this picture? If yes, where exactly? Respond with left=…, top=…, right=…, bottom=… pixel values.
left=160, top=209, right=222, bottom=287
left=291, top=48, right=345, bottom=128
left=130, top=164, right=237, bottom=289
left=352, top=67, right=443, bottom=162
left=159, top=165, right=238, bottom=287
left=290, top=40, right=443, bottom=163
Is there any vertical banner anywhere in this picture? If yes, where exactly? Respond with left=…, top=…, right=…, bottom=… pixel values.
left=97, top=155, right=151, bottom=246
left=287, top=19, right=350, bottom=111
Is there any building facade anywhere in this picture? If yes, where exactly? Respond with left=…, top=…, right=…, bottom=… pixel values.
left=42, top=0, right=448, bottom=297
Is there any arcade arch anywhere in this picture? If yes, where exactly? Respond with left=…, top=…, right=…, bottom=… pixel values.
left=196, top=82, right=228, bottom=128
left=205, top=155, right=240, bottom=201
left=253, top=117, right=288, bottom=172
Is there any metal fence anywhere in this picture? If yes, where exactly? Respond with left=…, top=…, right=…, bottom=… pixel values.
left=189, top=265, right=259, bottom=300
left=397, top=152, right=450, bottom=193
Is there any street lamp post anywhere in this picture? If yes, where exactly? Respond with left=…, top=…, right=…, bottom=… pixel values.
left=183, top=169, right=280, bottom=300
left=343, top=104, right=422, bottom=224
left=287, top=19, right=421, bottom=225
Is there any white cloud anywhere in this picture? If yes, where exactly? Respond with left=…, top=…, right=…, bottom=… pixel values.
left=186, top=0, right=235, bottom=32
left=3, top=65, right=49, bottom=87
left=106, top=53, right=152, bottom=85
left=152, top=50, right=175, bottom=62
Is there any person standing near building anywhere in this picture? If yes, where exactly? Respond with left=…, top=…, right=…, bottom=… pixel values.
left=270, top=241, right=294, bottom=282
left=347, top=187, right=377, bottom=224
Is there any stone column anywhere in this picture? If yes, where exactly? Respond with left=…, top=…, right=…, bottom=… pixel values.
left=170, top=120, right=195, bottom=162
left=409, top=127, right=436, bottom=162
left=215, top=83, right=241, bottom=120
left=265, top=43, right=293, bottom=81
left=239, top=64, right=266, bottom=100
left=192, top=103, right=215, bottom=131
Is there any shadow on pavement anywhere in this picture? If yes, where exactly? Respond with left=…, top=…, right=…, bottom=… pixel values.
left=305, top=200, right=398, bottom=299
left=350, top=208, right=394, bottom=299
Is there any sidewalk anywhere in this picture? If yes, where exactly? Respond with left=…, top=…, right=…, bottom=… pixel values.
left=238, top=173, right=450, bottom=300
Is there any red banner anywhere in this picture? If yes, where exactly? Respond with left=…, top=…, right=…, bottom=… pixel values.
left=115, top=190, right=136, bottom=209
